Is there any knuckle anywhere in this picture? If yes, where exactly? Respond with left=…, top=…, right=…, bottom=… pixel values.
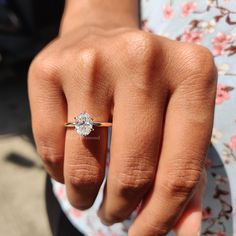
left=78, top=48, right=99, bottom=78
left=162, top=156, right=203, bottom=196
left=67, top=47, right=101, bottom=95
left=37, top=144, right=63, bottom=166
left=116, top=170, right=154, bottom=197
left=164, top=171, right=200, bottom=196
left=67, top=164, right=103, bottom=191
left=121, top=31, right=160, bottom=91
left=124, top=31, right=157, bottom=66
left=181, top=45, right=217, bottom=84
left=78, top=48, right=98, bottom=66
left=171, top=44, right=217, bottom=95
left=29, top=51, right=61, bottom=82
left=63, top=46, right=98, bottom=69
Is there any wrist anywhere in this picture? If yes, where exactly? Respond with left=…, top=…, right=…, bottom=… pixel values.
left=60, top=0, right=140, bottom=35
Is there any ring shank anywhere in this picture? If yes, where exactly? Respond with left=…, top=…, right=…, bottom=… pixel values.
left=64, top=122, right=112, bottom=127
left=93, top=122, right=112, bottom=127
left=64, top=122, right=76, bottom=127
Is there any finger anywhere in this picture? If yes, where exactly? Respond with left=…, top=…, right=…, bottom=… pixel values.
left=174, top=169, right=206, bottom=236
left=28, top=54, right=66, bottom=183
left=129, top=57, right=216, bottom=236
left=98, top=68, right=167, bottom=224
left=63, top=50, right=112, bottom=209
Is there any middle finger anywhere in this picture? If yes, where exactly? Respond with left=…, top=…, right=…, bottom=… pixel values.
left=98, top=78, right=167, bottom=224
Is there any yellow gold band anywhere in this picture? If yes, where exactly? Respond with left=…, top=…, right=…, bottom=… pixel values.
left=65, top=122, right=112, bottom=128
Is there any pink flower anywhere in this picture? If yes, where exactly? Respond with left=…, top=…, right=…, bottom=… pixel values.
left=181, top=2, right=197, bottom=17
left=229, top=135, right=236, bottom=150
left=96, top=231, right=105, bottom=236
left=213, top=44, right=225, bottom=55
left=70, top=208, right=82, bottom=218
left=55, top=186, right=65, bottom=199
left=216, top=84, right=230, bottom=104
left=212, top=32, right=232, bottom=55
left=163, top=4, right=173, bottom=19
left=181, top=30, right=203, bottom=44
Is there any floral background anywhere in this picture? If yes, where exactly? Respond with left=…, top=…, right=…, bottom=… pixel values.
left=53, top=0, right=236, bottom=235
left=143, top=1, right=236, bottom=235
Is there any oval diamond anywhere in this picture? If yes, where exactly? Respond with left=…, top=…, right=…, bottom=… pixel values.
left=74, top=112, right=93, bottom=136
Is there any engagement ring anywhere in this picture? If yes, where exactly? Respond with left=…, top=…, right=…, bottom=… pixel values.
left=65, top=112, right=112, bottom=136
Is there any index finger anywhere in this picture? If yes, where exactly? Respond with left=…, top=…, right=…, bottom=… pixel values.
left=129, top=51, right=217, bottom=236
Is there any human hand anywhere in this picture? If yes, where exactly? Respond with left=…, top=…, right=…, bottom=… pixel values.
left=28, top=26, right=216, bottom=236
left=28, top=1, right=217, bottom=235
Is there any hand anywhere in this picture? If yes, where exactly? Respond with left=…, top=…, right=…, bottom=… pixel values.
left=28, top=24, right=216, bottom=235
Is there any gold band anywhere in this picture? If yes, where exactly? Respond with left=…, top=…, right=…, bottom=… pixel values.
left=64, top=122, right=112, bottom=128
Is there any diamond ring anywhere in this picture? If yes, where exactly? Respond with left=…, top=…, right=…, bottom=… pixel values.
left=65, top=112, right=112, bottom=136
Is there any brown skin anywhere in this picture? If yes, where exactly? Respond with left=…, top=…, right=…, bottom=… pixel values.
left=28, top=1, right=217, bottom=235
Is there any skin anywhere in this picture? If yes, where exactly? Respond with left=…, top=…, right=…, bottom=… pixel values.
left=28, top=0, right=217, bottom=235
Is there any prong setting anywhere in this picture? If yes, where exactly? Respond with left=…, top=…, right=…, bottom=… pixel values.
left=74, top=112, right=94, bottom=136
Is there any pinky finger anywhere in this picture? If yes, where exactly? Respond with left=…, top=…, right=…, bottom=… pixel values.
left=28, top=57, right=67, bottom=183
left=174, top=169, right=207, bottom=236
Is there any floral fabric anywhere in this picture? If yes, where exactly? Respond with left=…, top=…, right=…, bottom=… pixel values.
left=52, top=0, right=236, bottom=235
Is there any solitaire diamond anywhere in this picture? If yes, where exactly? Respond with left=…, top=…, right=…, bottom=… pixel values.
left=74, top=112, right=94, bottom=136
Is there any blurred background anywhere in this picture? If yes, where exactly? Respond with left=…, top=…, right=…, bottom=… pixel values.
left=0, top=1, right=63, bottom=235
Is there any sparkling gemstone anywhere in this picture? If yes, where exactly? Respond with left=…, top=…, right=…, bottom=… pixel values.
left=74, top=112, right=93, bottom=136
